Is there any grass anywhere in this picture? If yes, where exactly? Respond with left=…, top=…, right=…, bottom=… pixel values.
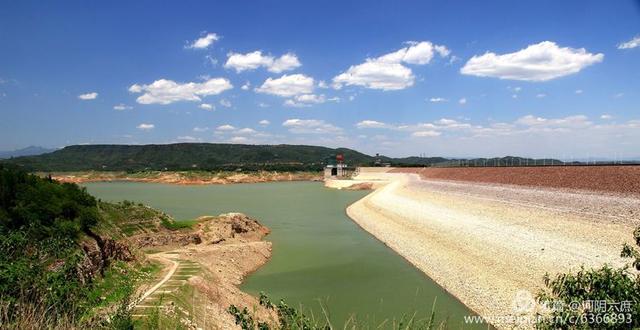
left=160, top=218, right=200, bottom=230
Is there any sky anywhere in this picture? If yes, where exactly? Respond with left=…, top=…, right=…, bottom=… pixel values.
left=0, top=0, right=639, bottom=158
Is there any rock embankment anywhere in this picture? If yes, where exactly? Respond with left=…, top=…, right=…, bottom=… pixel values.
left=391, top=165, right=640, bottom=196
left=344, top=169, right=640, bottom=329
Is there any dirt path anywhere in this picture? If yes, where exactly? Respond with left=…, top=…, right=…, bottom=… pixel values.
left=345, top=170, right=640, bottom=329
left=134, top=253, right=179, bottom=307
left=131, top=252, right=202, bottom=318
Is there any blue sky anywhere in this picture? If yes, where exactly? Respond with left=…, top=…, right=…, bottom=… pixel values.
left=1, top=0, right=639, bottom=158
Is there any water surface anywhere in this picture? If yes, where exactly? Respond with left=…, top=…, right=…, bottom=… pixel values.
left=85, top=181, right=480, bottom=328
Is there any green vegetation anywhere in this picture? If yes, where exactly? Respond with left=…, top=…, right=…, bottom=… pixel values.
left=4, top=143, right=377, bottom=172
left=0, top=165, right=159, bottom=328
left=160, top=218, right=199, bottom=230
left=228, top=293, right=443, bottom=330
left=1, top=142, right=572, bottom=172
left=536, top=226, right=640, bottom=329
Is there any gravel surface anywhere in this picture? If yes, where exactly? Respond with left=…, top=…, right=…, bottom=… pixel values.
left=346, top=171, right=640, bottom=329
left=391, top=166, right=640, bottom=196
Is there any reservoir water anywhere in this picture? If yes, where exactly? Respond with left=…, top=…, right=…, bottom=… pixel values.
left=85, top=181, right=481, bottom=328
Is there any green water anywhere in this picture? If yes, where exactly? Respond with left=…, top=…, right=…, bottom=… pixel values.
left=84, top=181, right=481, bottom=328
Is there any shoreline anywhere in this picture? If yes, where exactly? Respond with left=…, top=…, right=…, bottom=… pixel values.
left=131, top=213, right=277, bottom=328
left=47, top=170, right=323, bottom=185
left=340, top=169, right=639, bottom=329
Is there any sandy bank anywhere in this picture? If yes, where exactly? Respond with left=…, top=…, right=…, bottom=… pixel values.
left=49, top=170, right=322, bottom=185
left=345, top=169, right=640, bottom=328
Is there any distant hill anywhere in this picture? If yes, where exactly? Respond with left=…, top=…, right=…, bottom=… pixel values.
left=3, top=143, right=379, bottom=172
left=0, top=146, right=56, bottom=159
left=1, top=143, right=579, bottom=172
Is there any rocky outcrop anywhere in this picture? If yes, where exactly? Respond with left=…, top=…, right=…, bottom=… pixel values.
left=129, top=213, right=269, bottom=248
left=77, top=234, right=134, bottom=284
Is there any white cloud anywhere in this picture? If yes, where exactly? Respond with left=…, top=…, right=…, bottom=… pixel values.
left=460, top=41, right=603, bottom=81
left=332, top=41, right=449, bottom=91
left=618, top=36, right=640, bottom=49
left=193, top=127, right=208, bottom=132
left=412, top=130, right=441, bottom=137
left=229, top=136, right=249, bottom=143
left=614, top=92, right=624, bottom=98
left=258, top=120, right=270, bottom=126
left=459, top=98, right=467, bottom=105
left=129, top=78, right=232, bottom=105
left=255, top=74, right=314, bottom=97
left=269, top=53, right=302, bottom=73
left=241, top=82, right=251, bottom=90
left=235, top=128, right=257, bottom=135
left=219, top=99, right=232, bottom=107
left=282, top=119, right=341, bottom=134
left=257, top=102, right=269, bottom=108
left=137, top=123, right=154, bottom=131
left=186, top=32, right=219, bottom=49
left=216, top=124, right=236, bottom=131
left=284, top=94, right=326, bottom=107
left=177, top=135, right=199, bottom=142
left=429, top=97, right=447, bottom=103
left=199, top=103, right=214, bottom=111
left=536, top=93, right=547, bottom=98
left=356, top=120, right=389, bottom=129
left=113, top=104, right=132, bottom=111
left=575, top=89, right=583, bottom=94
left=224, top=51, right=301, bottom=73
left=78, top=92, right=98, bottom=100
left=515, top=114, right=592, bottom=129
left=600, top=114, right=612, bottom=120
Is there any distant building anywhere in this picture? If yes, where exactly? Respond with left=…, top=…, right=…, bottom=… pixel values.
left=324, top=153, right=355, bottom=178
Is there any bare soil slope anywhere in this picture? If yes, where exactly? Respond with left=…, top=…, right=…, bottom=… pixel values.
left=391, top=165, right=640, bottom=195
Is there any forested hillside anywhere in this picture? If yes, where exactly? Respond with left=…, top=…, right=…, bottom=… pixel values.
left=4, top=143, right=377, bottom=172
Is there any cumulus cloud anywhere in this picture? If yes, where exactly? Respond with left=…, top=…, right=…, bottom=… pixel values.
left=186, top=32, right=219, bottom=49
left=258, top=120, right=270, bottom=126
left=460, top=41, right=603, bottom=81
left=459, top=98, right=467, bottom=105
left=355, top=120, right=390, bottom=129
left=137, top=123, right=154, bottom=131
left=241, top=82, right=251, bottom=90
left=235, top=128, right=257, bottom=135
left=601, top=114, right=612, bottom=120
left=199, top=103, right=214, bottom=111
left=216, top=124, right=236, bottom=131
left=618, top=36, right=640, bottom=49
left=282, top=119, right=342, bottom=134
left=129, top=78, right=232, bottom=105
left=255, top=74, right=314, bottom=97
left=113, top=104, right=132, bottom=111
left=224, top=51, right=301, bottom=73
left=284, top=94, right=327, bottom=107
left=332, top=41, right=449, bottom=91
left=229, top=136, right=249, bottom=143
left=78, top=92, right=98, bottom=100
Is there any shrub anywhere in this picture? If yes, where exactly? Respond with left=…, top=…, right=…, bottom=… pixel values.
left=537, top=226, right=640, bottom=329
